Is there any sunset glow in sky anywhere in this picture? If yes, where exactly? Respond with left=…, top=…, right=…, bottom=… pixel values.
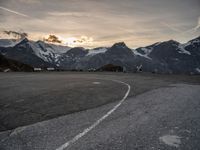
left=0, top=0, right=199, bottom=48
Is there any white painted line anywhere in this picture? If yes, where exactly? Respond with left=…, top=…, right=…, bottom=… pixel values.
left=56, top=79, right=131, bottom=150
left=92, top=81, right=101, bottom=84
left=159, top=135, right=181, bottom=148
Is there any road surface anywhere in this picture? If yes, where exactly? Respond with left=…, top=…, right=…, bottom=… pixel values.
left=0, top=72, right=200, bottom=150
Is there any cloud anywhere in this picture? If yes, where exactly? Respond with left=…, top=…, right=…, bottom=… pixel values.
left=0, top=6, right=29, bottom=17
left=3, top=30, right=28, bottom=39
left=76, top=36, right=93, bottom=43
left=44, top=35, right=62, bottom=44
left=18, top=0, right=40, bottom=4
left=194, top=17, right=200, bottom=30
left=47, top=11, right=105, bottom=21
left=64, top=36, right=94, bottom=47
left=181, top=17, right=200, bottom=34
left=1, top=0, right=199, bottom=48
left=160, top=22, right=182, bottom=33
left=48, top=12, right=92, bottom=18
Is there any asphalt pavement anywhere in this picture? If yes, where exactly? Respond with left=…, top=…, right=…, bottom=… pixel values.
left=0, top=72, right=200, bottom=150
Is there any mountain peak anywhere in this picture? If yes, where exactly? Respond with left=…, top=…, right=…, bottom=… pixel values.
left=112, top=42, right=127, bottom=48
left=21, top=37, right=29, bottom=42
left=164, top=39, right=179, bottom=44
left=13, top=38, right=29, bottom=47
left=106, top=41, right=133, bottom=56
left=36, top=40, right=45, bottom=44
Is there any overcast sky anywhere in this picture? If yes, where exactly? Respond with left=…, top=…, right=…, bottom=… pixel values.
left=0, top=0, right=199, bottom=48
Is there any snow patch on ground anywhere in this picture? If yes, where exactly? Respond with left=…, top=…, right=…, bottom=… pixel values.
left=133, top=48, right=152, bottom=60
left=195, top=68, right=200, bottom=73
left=132, top=42, right=162, bottom=60
left=159, top=135, right=181, bottom=148
left=87, top=48, right=107, bottom=56
left=141, top=47, right=153, bottom=54
left=178, top=44, right=191, bottom=55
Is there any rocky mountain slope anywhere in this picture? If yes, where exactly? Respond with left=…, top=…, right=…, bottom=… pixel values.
left=0, top=53, right=33, bottom=72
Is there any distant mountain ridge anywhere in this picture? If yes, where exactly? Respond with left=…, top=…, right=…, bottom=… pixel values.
left=0, top=36, right=200, bottom=74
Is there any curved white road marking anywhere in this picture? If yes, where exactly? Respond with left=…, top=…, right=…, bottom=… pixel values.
left=92, top=81, right=101, bottom=84
left=56, top=79, right=131, bottom=150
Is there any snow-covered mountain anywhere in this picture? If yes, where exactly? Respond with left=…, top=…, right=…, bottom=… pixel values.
left=0, top=38, right=71, bottom=67
left=133, top=37, right=200, bottom=74
left=0, top=39, right=22, bottom=47
left=71, top=42, right=134, bottom=71
left=133, top=38, right=200, bottom=60
left=28, top=40, right=71, bottom=66
left=133, top=42, right=161, bottom=59
left=86, top=47, right=108, bottom=56
left=0, top=36, right=200, bottom=74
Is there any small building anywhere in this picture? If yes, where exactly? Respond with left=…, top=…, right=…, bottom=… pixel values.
left=47, top=67, right=55, bottom=71
left=88, top=68, right=96, bottom=72
left=97, top=64, right=123, bottom=72
left=34, top=68, right=42, bottom=71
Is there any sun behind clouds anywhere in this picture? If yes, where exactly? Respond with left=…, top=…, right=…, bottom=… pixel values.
left=62, top=37, right=77, bottom=47
left=42, top=34, right=93, bottom=47
left=62, top=36, right=94, bottom=47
